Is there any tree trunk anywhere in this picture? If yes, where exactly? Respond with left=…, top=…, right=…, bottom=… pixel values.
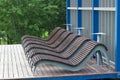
left=7, top=35, right=12, bottom=44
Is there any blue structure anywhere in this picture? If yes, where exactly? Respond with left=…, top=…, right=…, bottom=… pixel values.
left=77, top=0, right=82, bottom=28
left=92, top=0, right=99, bottom=41
left=26, top=73, right=117, bottom=80
left=66, top=0, right=71, bottom=31
left=66, top=0, right=120, bottom=79
left=115, top=0, right=120, bottom=72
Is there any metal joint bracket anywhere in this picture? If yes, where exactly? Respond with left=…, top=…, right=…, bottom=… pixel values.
left=92, top=32, right=106, bottom=65
left=74, top=27, right=85, bottom=35
left=63, top=24, right=72, bottom=31
left=92, top=32, right=106, bottom=42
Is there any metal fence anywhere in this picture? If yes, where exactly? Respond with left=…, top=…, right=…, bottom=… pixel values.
left=70, top=0, right=78, bottom=33
left=81, top=0, right=92, bottom=38
left=67, top=0, right=116, bottom=67
left=99, top=0, right=115, bottom=62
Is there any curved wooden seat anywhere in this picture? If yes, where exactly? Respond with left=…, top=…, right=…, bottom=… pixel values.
left=27, top=37, right=90, bottom=62
left=22, top=27, right=63, bottom=48
left=27, top=37, right=90, bottom=63
left=22, top=28, right=66, bottom=49
left=22, top=27, right=61, bottom=44
left=24, top=31, right=73, bottom=53
left=29, top=41, right=109, bottom=73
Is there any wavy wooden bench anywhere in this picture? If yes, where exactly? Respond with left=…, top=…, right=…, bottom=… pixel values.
left=30, top=41, right=109, bottom=73
left=24, top=30, right=73, bottom=53
left=22, top=28, right=66, bottom=48
left=27, top=37, right=91, bottom=65
left=21, top=27, right=110, bottom=73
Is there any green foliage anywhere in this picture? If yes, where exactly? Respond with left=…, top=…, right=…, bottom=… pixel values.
left=0, top=0, right=66, bottom=44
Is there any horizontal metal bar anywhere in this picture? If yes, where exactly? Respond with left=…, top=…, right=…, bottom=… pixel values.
left=68, top=7, right=116, bottom=11
left=102, top=57, right=115, bottom=69
left=67, top=7, right=78, bottom=10
left=78, top=7, right=92, bottom=10
left=94, top=7, right=116, bottom=11
left=92, top=32, right=106, bottom=35
left=74, top=27, right=85, bottom=30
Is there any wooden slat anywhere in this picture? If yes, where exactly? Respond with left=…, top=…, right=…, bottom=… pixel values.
left=4, top=45, right=9, bottom=78
left=13, top=45, right=24, bottom=77
left=0, top=45, right=4, bottom=78
left=0, top=44, right=116, bottom=79
left=35, top=61, right=115, bottom=78
left=17, top=45, right=33, bottom=77
left=8, top=45, right=14, bottom=78
left=0, top=44, right=34, bottom=79
left=11, top=45, right=19, bottom=78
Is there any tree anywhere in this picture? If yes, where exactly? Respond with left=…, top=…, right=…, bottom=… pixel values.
left=0, top=0, right=66, bottom=44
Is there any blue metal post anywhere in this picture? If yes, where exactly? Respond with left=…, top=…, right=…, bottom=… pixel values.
left=77, top=0, right=82, bottom=28
left=66, top=0, right=71, bottom=31
left=115, top=0, right=120, bottom=72
left=92, top=0, right=102, bottom=66
left=92, top=0, right=99, bottom=41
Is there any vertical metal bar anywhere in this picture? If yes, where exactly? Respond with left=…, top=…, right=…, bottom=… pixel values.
left=75, top=0, right=78, bottom=34
left=110, top=11, right=115, bottom=62
left=92, top=0, right=102, bottom=65
left=66, top=0, right=71, bottom=31
left=70, top=0, right=77, bottom=33
left=78, top=0, right=82, bottom=28
left=110, top=11, right=112, bottom=61
left=115, top=0, right=120, bottom=72
left=111, top=11, right=114, bottom=62
left=77, top=0, right=82, bottom=35
left=80, top=0, right=92, bottom=38
left=92, top=0, right=99, bottom=41
left=90, top=1, right=92, bottom=37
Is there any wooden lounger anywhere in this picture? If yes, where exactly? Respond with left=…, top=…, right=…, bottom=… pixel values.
left=27, top=36, right=91, bottom=64
left=22, top=28, right=66, bottom=49
left=24, top=30, right=73, bottom=53
left=29, top=41, right=109, bottom=73
left=22, top=27, right=61, bottom=44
